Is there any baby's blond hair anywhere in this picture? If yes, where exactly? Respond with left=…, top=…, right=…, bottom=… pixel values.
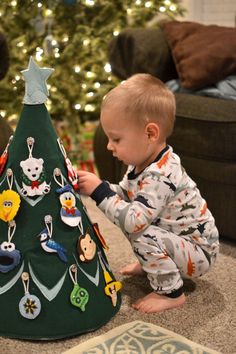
left=101, top=73, right=176, bottom=139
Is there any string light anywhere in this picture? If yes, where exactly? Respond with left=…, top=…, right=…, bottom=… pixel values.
left=85, top=0, right=95, bottom=6
left=35, top=47, right=44, bottom=62
left=17, top=41, right=24, bottom=47
left=84, top=104, right=95, bottom=112
left=145, top=1, right=152, bottom=8
left=75, top=103, right=81, bottom=110
left=113, top=30, right=119, bottom=36
left=83, top=39, right=90, bottom=46
left=159, top=6, right=166, bottom=12
left=104, top=63, right=111, bottom=73
left=86, top=71, right=95, bottom=78
left=11, top=0, right=17, bottom=6
left=0, top=111, right=6, bottom=118
left=74, top=66, right=81, bottom=73
left=94, top=82, right=100, bottom=89
left=170, top=4, right=177, bottom=11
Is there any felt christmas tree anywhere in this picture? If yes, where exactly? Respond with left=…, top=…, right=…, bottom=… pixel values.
left=0, top=57, right=121, bottom=340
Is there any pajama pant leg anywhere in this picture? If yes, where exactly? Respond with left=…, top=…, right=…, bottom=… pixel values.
left=129, top=226, right=211, bottom=295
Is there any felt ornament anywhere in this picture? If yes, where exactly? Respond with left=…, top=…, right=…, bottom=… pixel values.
left=0, top=168, right=21, bottom=222
left=98, top=252, right=122, bottom=307
left=19, top=272, right=41, bottom=320
left=21, top=56, right=54, bottom=105
left=0, top=135, right=13, bottom=177
left=20, top=137, right=50, bottom=197
left=38, top=215, right=68, bottom=263
left=0, top=220, right=21, bottom=273
left=54, top=168, right=83, bottom=229
left=93, top=223, right=109, bottom=251
left=57, top=138, right=79, bottom=191
left=69, top=264, right=89, bottom=312
left=77, top=231, right=97, bottom=262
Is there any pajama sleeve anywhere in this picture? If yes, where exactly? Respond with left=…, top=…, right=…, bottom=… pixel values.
left=91, top=170, right=175, bottom=235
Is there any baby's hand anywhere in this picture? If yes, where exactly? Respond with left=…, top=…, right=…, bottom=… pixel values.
left=77, top=170, right=102, bottom=196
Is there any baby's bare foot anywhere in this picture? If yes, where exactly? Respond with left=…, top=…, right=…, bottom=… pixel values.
left=119, top=262, right=145, bottom=276
left=132, top=292, right=186, bottom=313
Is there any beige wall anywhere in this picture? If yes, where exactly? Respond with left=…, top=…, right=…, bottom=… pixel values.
left=180, top=0, right=236, bottom=27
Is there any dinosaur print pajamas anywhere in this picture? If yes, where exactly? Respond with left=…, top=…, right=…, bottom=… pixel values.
left=91, top=146, right=219, bottom=297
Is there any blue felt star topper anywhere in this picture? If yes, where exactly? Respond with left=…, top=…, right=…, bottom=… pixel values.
left=21, top=56, right=54, bottom=105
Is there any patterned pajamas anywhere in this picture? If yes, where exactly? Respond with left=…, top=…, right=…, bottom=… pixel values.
left=129, top=225, right=213, bottom=295
left=91, top=145, right=219, bottom=297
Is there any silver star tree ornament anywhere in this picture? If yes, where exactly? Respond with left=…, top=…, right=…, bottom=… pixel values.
left=21, top=56, right=54, bottom=105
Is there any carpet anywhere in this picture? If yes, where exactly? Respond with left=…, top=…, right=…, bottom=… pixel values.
left=63, top=320, right=221, bottom=354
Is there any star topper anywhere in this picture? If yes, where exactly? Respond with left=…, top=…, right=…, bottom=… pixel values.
left=21, top=56, right=54, bottom=105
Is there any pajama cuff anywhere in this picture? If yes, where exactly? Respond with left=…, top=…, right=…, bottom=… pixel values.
left=90, top=181, right=116, bottom=205
left=162, top=287, right=184, bottom=299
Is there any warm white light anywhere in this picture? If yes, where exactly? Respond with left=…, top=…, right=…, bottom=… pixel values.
left=164, top=0, right=171, bottom=5
left=63, top=35, right=69, bottom=42
left=37, top=2, right=42, bottom=8
left=22, top=49, right=27, bottom=54
left=159, top=6, right=166, bottom=12
left=74, top=66, right=81, bottom=73
left=104, top=63, right=111, bottom=73
left=17, top=41, right=24, bottom=47
left=85, top=0, right=95, bottom=5
left=113, top=30, right=119, bottom=36
left=170, top=4, right=177, bottom=11
left=15, top=75, right=20, bottom=81
left=85, top=104, right=95, bottom=112
left=94, top=82, right=100, bottom=89
left=45, top=9, right=52, bottom=16
left=54, top=52, right=60, bottom=58
left=75, top=103, right=81, bottom=110
left=51, top=39, right=58, bottom=46
left=135, top=0, right=141, bottom=5
left=145, top=1, right=152, bottom=8
left=86, top=92, right=94, bottom=97
left=82, top=84, right=87, bottom=89
left=51, top=86, right=57, bottom=92
left=0, top=111, right=6, bottom=117
left=86, top=71, right=94, bottom=78
left=11, top=0, right=17, bottom=6
left=83, top=39, right=90, bottom=46
left=35, top=47, right=44, bottom=61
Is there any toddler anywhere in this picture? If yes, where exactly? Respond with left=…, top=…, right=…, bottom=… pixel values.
left=78, top=74, right=219, bottom=313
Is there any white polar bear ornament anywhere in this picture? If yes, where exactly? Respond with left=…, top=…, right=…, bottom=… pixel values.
left=20, top=157, right=50, bottom=197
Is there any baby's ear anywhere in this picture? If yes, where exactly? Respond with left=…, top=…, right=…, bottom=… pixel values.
left=146, top=122, right=160, bottom=141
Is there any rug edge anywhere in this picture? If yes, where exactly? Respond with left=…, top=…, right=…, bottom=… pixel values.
left=62, top=320, right=222, bottom=354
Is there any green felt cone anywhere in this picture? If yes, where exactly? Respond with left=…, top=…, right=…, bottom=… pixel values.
left=0, top=58, right=121, bottom=340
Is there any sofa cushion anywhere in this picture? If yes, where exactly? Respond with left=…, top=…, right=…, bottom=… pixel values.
left=161, top=21, right=236, bottom=89
left=109, top=27, right=177, bottom=82
left=167, top=93, right=236, bottom=162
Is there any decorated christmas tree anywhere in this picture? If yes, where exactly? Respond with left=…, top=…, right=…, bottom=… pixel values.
left=0, top=0, right=185, bottom=130
left=0, top=57, right=121, bottom=340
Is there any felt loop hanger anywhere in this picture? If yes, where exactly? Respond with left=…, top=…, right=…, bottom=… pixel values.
left=8, top=220, right=16, bottom=243
left=27, top=137, right=35, bottom=158
left=6, top=168, right=13, bottom=190
left=44, top=215, right=53, bottom=238
left=53, top=168, right=64, bottom=188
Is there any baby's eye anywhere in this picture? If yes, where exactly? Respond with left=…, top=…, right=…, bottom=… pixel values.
left=112, top=138, right=120, bottom=143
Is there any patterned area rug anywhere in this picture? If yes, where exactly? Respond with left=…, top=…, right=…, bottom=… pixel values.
left=63, top=320, right=220, bottom=354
